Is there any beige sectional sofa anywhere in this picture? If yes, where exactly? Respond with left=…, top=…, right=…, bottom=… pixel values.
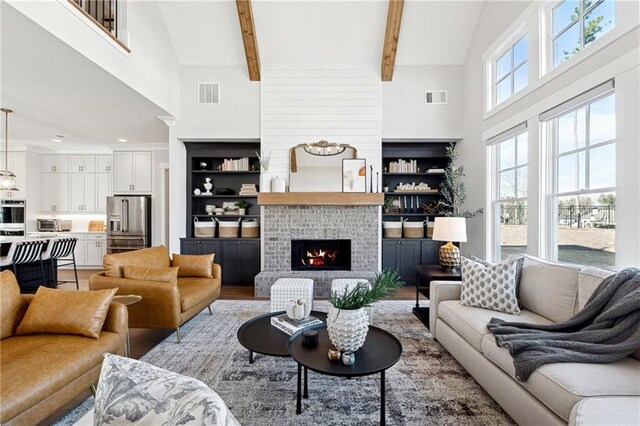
left=429, top=254, right=640, bottom=425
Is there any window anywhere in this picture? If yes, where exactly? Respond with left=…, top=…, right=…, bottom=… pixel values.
left=495, top=35, right=528, bottom=105
left=552, top=0, right=615, bottom=67
left=549, top=92, right=615, bottom=267
left=492, top=131, right=528, bottom=261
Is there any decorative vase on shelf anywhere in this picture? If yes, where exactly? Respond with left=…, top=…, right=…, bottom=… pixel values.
left=271, top=176, right=286, bottom=193
left=203, top=178, right=213, bottom=195
left=260, top=172, right=272, bottom=193
left=326, top=306, right=369, bottom=353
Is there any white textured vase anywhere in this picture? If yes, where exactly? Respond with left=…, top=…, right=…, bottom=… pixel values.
left=260, top=172, right=272, bottom=193
left=326, top=306, right=369, bottom=352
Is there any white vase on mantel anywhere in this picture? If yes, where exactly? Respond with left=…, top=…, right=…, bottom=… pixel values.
left=260, top=172, right=272, bottom=193
left=326, top=306, right=369, bottom=352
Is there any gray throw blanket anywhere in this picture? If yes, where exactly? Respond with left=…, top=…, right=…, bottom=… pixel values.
left=486, top=267, right=640, bottom=381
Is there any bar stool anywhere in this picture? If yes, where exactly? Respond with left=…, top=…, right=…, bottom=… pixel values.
left=41, top=238, right=79, bottom=290
left=0, top=240, right=47, bottom=286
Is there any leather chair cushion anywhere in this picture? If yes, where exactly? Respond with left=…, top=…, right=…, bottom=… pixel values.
left=123, top=265, right=179, bottom=283
left=177, top=278, right=218, bottom=312
left=172, top=253, right=215, bottom=278
left=16, top=287, right=117, bottom=339
left=0, top=271, right=25, bottom=339
left=0, top=332, right=122, bottom=423
left=103, top=246, right=171, bottom=278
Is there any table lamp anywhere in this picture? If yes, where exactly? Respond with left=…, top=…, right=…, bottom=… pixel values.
left=432, top=217, right=467, bottom=269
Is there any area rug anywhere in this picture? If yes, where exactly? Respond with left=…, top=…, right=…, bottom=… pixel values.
left=55, top=300, right=514, bottom=425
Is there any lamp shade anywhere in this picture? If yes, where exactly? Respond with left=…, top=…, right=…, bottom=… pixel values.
left=432, top=217, right=467, bottom=243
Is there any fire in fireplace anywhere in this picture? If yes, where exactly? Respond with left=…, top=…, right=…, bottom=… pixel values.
left=291, top=239, right=351, bottom=271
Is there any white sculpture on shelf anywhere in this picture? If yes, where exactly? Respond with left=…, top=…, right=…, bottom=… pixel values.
left=203, top=178, right=213, bottom=195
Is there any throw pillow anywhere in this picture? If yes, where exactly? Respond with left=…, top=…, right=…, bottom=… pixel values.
left=123, top=265, right=179, bottom=283
left=16, top=287, right=117, bottom=339
left=95, top=353, right=240, bottom=426
left=460, top=257, right=521, bottom=314
left=470, top=255, right=525, bottom=307
left=172, top=253, right=215, bottom=278
left=0, top=270, right=26, bottom=339
left=103, top=246, right=171, bottom=278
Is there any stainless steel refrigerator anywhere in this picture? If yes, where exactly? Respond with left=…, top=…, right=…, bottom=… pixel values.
left=107, top=196, right=151, bottom=253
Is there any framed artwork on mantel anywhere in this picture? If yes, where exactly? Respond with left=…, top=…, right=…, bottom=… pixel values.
left=342, top=159, right=367, bottom=193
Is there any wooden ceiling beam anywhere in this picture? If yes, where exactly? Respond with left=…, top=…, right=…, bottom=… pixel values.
left=381, top=0, right=404, bottom=81
left=236, top=0, right=261, bottom=81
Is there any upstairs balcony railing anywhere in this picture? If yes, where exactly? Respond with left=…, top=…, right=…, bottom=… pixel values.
left=69, top=0, right=129, bottom=51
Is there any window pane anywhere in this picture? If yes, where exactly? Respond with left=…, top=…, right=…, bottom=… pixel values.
left=589, top=143, right=615, bottom=189
left=556, top=193, right=615, bottom=268
left=516, top=133, right=528, bottom=165
left=500, top=169, right=516, bottom=199
left=513, top=63, right=528, bottom=94
left=517, top=166, right=528, bottom=198
left=499, top=138, right=516, bottom=170
left=558, top=107, right=586, bottom=154
left=584, top=0, right=615, bottom=46
left=553, top=0, right=580, bottom=35
left=496, top=50, right=512, bottom=80
left=558, top=151, right=586, bottom=193
left=499, top=201, right=528, bottom=261
left=496, top=75, right=513, bottom=104
left=553, top=21, right=581, bottom=66
left=513, top=36, right=527, bottom=66
left=590, top=94, right=616, bottom=144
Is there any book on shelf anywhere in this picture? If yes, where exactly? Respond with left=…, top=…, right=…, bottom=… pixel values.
left=388, top=159, right=417, bottom=173
left=270, top=314, right=323, bottom=336
left=221, top=157, right=250, bottom=171
left=427, top=168, right=445, bottom=174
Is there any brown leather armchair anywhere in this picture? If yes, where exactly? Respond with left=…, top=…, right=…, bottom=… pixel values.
left=89, top=246, right=221, bottom=342
left=0, top=271, right=128, bottom=426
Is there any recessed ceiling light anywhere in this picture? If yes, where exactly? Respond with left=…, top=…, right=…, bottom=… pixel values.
left=118, top=138, right=128, bottom=143
left=51, top=138, right=63, bottom=143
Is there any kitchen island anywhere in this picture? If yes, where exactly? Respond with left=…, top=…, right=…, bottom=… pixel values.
left=0, top=239, right=57, bottom=293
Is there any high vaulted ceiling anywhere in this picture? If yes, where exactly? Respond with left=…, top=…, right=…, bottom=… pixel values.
left=159, top=0, right=484, bottom=67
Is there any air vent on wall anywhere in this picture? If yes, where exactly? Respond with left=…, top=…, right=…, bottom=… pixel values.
left=425, top=90, right=447, bottom=105
left=198, top=82, right=220, bottom=105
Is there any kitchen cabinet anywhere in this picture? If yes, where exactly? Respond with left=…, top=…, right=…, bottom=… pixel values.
left=29, top=232, right=107, bottom=266
left=69, top=174, right=96, bottom=211
left=68, top=155, right=96, bottom=173
left=96, top=155, right=113, bottom=172
left=85, top=236, right=107, bottom=266
left=41, top=155, right=69, bottom=173
left=382, top=239, right=422, bottom=285
left=113, top=151, right=152, bottom=194
left=95, top=173, right=113, bottom=212
left=41, top=173, right=69, bottom=212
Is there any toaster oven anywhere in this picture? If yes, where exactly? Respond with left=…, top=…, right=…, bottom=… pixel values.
left=37, top=219, right=72, bottom=232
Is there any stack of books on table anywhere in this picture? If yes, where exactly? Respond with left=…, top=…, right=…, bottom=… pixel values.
left=239, top=184, right=258, bottom=196
left=271, top=314, right=323, bottom=335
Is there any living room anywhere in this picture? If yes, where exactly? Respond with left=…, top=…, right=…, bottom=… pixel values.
left=1, top=0, right=639, bottom=425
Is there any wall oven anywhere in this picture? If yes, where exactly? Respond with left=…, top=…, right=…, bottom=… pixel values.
left=0, top=199, right=26, bottom=237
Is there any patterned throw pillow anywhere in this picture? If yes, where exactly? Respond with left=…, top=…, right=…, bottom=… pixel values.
left=94, top=354, right=240, bottom=426
left=470, top=255, right=525, bottom=308
left=460, top=257, right=521, bottom=314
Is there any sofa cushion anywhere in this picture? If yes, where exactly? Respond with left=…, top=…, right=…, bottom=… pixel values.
left=481, top=333, right=640, bottom=421
left=577, top=267, right=613, bottom=312
left=0, top=332, right=122, bottom=423
left=508, top=254, right=580, bottom=322
left=178, top=278, right=218, bottom=312
left=569, top=397, right=640, bottom=426
left=460, top=257, right=521, bottom=314
left=0, top=271, right=25, bottom=339
left=438, top=300, right=552, bottom=352
left=172, top=253, right=215, bottom=278
left=16, top=287, right=117, bottom=339
left=123, top=265, right=179, bottom=283
left=103, top=245, right=171, bottom=278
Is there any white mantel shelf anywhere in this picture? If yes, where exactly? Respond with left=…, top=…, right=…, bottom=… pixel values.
left=257, top=192, right=384, bottom=206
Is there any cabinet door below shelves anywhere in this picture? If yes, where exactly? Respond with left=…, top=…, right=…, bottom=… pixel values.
left=221, top=240, right=242, bottom=284
left=382, top=240, right=399, bottom=272
left=240, top=240, right=260, bottom=284
left=398, top=240, right=421, bottom=285
left=421, top=240, right=441, bottom=265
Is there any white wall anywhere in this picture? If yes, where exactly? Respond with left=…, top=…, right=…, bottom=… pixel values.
left=382, top=65, right=463, bottom=139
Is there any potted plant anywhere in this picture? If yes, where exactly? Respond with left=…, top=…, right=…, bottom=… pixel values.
left=383, top=197, right=394, bottom=214
left=327, top=270, right=404, bottom=352
left=235, top=200, right=251, bottom=216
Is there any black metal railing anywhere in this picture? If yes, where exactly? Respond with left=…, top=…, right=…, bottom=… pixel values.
left=72, top=0, right=119, bottom=40
left=499, top=204, right=616, bottom=228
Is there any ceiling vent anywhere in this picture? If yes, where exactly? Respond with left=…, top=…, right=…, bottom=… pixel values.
left=198, top=82, right=220, bottom=105
left=425, top=90, right=447, bottom=105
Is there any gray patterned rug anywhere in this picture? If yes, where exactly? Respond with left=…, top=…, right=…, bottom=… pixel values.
left=55, top=300, right=513, bottom=425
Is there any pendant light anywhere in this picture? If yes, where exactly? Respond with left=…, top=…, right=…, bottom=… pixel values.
left=0, top=108, right=18, bottom=192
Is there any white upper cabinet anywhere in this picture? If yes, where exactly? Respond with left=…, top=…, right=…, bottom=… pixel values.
left=95, top=173, right=113, bottom=211
left=96, top=155, right=113, bottom=172
left=68, top=173, right=96, bottom=211
left=113, top=151, right=152, bottom=194
left=68, top=155, right=96, bottom=173
left=41, top=173, right=69, bottom=212
left=41, top=155, right=69, bottom=173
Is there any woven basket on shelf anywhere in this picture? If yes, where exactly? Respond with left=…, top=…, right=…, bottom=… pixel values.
left=194, top=218, right=215, bottom=238
left=217, top=219, right=240, bottom=238
left=241, top=220, right=260, bottom=238
left=403, top=221, right=425, bottom=238
left=383, top=221, right=402, bottom=238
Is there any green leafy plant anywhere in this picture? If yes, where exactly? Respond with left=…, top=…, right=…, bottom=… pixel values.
left=235, top=200, right=251, bottom=209
left=383, top=197, right=394, bottom=210
left=329, top=270, right=404, bottom=310
left=440, top=143, right=483, bottom=219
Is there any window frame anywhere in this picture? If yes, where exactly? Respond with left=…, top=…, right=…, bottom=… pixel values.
left=493, top=34, right=529, bottom=107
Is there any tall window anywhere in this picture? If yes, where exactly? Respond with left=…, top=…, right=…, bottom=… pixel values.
left=550, top=92, right=616, bottom=267
left=495, top=35, right=528, bottom=105
left=552, top=0, right=616, bottom=67
left=493, top=131, right=528, bottom=260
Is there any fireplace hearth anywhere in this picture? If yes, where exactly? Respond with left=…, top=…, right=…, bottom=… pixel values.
left=291, top=239, right=351, bottom=271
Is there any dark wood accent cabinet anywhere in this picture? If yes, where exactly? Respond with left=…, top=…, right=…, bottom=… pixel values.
left=382, top=239, right=422, bottom=285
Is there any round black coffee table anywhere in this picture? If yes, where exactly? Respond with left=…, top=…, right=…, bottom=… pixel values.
left=288, top=326, right=402, bottom=425
left=237, top=310, right=327, bottom=363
